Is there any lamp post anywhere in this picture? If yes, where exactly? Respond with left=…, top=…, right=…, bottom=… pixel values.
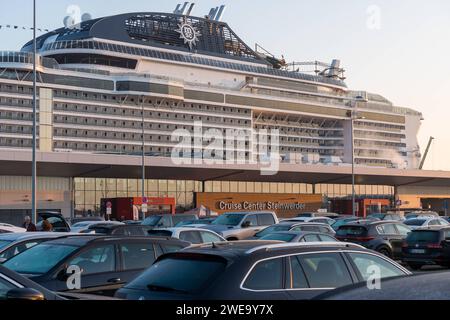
left=141, top=96, right=146, bottom=220
left=348, top=106, right=366, bottom=217
left=31, top=0, right=37, bottom=224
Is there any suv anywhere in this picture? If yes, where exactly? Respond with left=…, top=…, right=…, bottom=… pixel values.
left=83, top=223, right=151, bottom=236
left=335, top=221, right=412, bottom=258
left=203, top=212, right=278, bottom=240
left=115, top=241, right=410, bottom=300
left=402, top=227, right=450, bottom=270
left=3, top=236, right=189, bottom=295
left=250, top=222, right=335, bottom=240
left=141, top=214, right=198, bottom=228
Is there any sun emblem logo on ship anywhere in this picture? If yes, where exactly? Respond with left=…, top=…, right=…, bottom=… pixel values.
left=175, top=21, right=201, bottom=50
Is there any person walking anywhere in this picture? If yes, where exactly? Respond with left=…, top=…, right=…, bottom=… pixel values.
left=22, top=216, right=37, bottom=232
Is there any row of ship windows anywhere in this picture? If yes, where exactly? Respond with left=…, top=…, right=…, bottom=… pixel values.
left=354, top=131, right=406, bottom=140
left=0, top=84, right=33, bottom=95
left=54, top=90, right=251, bottom=115
left=0, top=97, right=33, bottom=107
left=354, top=121, right=405, bottom=132
left=54, top=104, right=250, bottom=125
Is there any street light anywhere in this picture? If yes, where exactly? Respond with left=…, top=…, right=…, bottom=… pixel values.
left=348, top=106, right=366, bottom=217
left=31, top=0, right=37, bottom=224
left=141, top=96, right=146, bottom=220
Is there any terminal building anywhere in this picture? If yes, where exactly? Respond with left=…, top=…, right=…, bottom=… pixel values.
left=0, top=4, right=449, bottom=223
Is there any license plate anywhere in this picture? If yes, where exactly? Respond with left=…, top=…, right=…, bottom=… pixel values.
left=410, top=249, right=426, bottom=254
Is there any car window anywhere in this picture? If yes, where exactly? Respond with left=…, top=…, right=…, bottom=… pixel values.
left=293, top=226, right=320, bottom=232
left=444, top=230, right=450, bottom=240
left=179, top=231, right=203, bottom=244
left=112, top=227, right=127, bottom=236
left=318, top=234, right=337, bottom=242
left=347, top=252, right=406, bottom=281
left=242, top=215, right=258, bottom=227
left=0, top=276, right=16, bottom=300
left=288, top=256, right=308, bottom=289
left=120, top=242, right=156, bottom=270
left=257, top=214, right=275, bottom=226
left=173, top=215, right=197, bottom=225
left=159, top=215, right=172, bottom=228
left=127, top=227, right=145, bottom=236
left=298, top=253, right=353, bottom=288
left=199, top=231, right=223, bottom=243
left=319, top=226, right=332, bottom=234
left=159, top=243, right=184, bottom=254
left=377, top=224, right=397, bottom=235
left=68, top=244, right=115, bottom=275
left=0, top=241, right=42, bottom=260
left=395, top=224, right=411, bottom=236
left=244, top=258, right=283, bottom=290
left=428, top=219, right=439, bottom=226
left=303, top=234, right=321, bottom=242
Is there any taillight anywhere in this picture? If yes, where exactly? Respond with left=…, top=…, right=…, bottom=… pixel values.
left=427, top=243, right=443, bottom=249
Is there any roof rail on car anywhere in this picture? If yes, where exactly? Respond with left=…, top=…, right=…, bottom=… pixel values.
left=245, top=241, right=365, bottom=254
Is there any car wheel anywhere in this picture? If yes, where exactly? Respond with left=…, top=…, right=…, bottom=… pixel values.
left=377, top=247, right=392, bottom=258
left=408, top=263, right=423, bottom=270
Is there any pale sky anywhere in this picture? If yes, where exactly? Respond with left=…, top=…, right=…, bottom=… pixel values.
left=1, top=0, right=449, bottom=170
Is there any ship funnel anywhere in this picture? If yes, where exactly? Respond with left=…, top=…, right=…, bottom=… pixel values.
left=207, top=5, right=226, bottom=21
left=174, top=2, right=194, bottom=15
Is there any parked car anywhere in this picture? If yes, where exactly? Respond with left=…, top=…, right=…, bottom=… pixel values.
left=335, top=221, right=412, bottom=258
left=36, top=212, right=71, bottom=232
left=147, top=227, right=226, bottom=244
left=141, top=214, right=198, bottom=228
left=401, top=227, right=450, bottom=270
left=0, top=232, right=76, bottom=262
left=70, top=221, right=123, bottom=233
left=249, top=222, right=335, bottom=240
left=68, top=217, right=105, bottom=226
left=296, top=212, right=339, bottom=218
left=259, top=231, right=338, bottom=243
left=331, top=217, right=371, bottom=231
left=0, top=223, right=25, bottom=233
left=115, top=241, right=410, bottom=300
left=175, top=217, right=216, bottom=227
left=81, top=223, right=151, bottom=236
left=203, top=211, right=278, bottom=241
left=3, top=235, right=190, bottom=295
left=367, top=213, right=404, bottom=221
left=282, top=216, right=335, bottom=226
left=0, top=264, right=117, bottom=300
left=316, top=271, right=450, bottom=300
left=404, top=211, right=439, bottom=220
left=403, top=217, right=449, bottom=230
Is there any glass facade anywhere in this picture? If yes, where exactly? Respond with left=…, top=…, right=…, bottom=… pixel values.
left=74, top=178, right=394, bottom=215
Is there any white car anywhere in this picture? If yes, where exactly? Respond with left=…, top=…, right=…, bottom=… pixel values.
left=280, top=216, right=336, bottom=226
left=403, top=217, right=449, bottom=230
left=0, top=223, right=26, bottom=233
left=70, top=220, right=123, bottom=233
left=147, top=227, right=226, bottom=244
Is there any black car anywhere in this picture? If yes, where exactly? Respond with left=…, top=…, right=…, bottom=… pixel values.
left=250, top=222, right=335, bottom=240
left=316, top=271, right=450, bottom=300
left=84, top=223, right=152, bottom=236
left=3, top=236, right=189, bottom=295
left=141, top=214, right=198, bottom=228
left=401, top=227, right=450, bottom=270
left=37, top=212, right=71, bottom=232
left=115, top=241, right=410, bottom=300
left=335, top=221, right=412, bottom=258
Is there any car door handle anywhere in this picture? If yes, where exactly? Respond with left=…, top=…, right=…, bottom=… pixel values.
left=107, top=278, right=121, bottom=284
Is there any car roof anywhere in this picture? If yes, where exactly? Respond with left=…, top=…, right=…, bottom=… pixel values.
left=175, top=241, right=365, bottom=261
left=37, top=235, right=189, bottom=247
left=263, top=231, right=332, bottom=237
left=0, top=232, right=76, bottom=241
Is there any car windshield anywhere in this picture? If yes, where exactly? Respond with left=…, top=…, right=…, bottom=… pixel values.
left=404, top=219, right=427, bottom=226
left=126, top=256, right=227, bottom=293
left=255, top=225, right=291, bottom=237
left=142, top=216, right=162, bottom=226
left=406, top=231, right=440, bottom=242
left=0, top=240, right=12, bottom=250
left=211, top=214, right=246, bottom=226
left=4, top=243, right=78, bottom=275
left=260, top=233, right=296, bottom=242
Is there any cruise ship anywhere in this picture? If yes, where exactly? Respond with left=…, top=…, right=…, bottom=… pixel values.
left=0, top=4, right=425, bottom=218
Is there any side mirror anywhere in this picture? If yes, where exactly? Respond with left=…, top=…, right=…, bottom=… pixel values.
left=241, top=221, right=251, bottom=228
left=6, top=288, right=45, bottom=301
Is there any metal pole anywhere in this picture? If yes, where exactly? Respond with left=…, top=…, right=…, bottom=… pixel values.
left=141, top=96, right=145, bottom=220
left=31, top=0, right=37, bottom=224
left=350, top=113, right=356, bottom=217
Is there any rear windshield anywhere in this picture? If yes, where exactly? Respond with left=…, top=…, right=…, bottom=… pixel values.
left=406, top=231, right=440, bottom=242
left=404, top=219, right=426, bottom=226
left=255, top=225, right=291, bottom=237
left=260, top=233, right=296, bottom=242
left=336, top=226, right=368, bottom=237
left=147, top=230, right=173, bottom=237
left=126, top=255, right=226, bottom=293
